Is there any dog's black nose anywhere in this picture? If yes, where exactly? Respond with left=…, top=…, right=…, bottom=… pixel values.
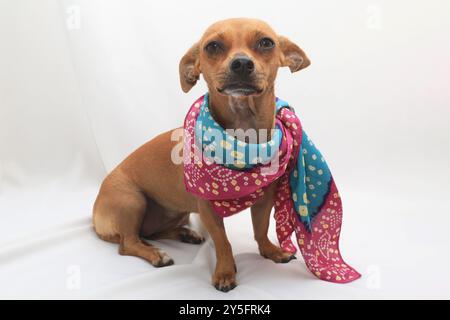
left=230, top=56, right=255, bottom=76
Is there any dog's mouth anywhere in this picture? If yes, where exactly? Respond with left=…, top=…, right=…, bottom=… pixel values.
left=217, top=82, right=263, bottom=96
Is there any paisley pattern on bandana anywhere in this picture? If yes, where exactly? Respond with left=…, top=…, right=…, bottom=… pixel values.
left=183, top=94, right=361, bottom=283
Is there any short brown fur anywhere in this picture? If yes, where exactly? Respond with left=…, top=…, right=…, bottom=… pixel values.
left=93, top=18, right=310, bottom=292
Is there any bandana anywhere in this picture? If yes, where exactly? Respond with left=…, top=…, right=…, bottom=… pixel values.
left=183, top=94, right=360, bottom=283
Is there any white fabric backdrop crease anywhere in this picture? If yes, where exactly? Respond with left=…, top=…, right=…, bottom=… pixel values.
left=1, top=0, right=450, bottom=299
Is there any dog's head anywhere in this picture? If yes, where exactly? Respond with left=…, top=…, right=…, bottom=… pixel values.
left=179, top=18, right=310, bottom=97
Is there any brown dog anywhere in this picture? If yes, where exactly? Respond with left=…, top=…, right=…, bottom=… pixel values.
left=93, top=18, right=310, bottom=292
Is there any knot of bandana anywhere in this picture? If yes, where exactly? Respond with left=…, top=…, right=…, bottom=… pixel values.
left=183, top=94, right=360, bottom=283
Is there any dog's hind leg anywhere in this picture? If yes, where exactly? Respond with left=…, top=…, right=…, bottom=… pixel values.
left=119, top=235, right=174, bottom=267
left=152, top=224, right=205, bottom=244
left=174, top=225, right=205, bottom=244
left=143, top=213, right=205, bottom=245
left=93, top=172, right=174, bottom=267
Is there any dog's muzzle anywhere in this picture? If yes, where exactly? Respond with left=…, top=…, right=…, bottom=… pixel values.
left=217, top=55, right=263, bottom=96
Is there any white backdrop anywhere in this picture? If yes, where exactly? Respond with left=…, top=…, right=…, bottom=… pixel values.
left=1, top=0, right=450, bottom=299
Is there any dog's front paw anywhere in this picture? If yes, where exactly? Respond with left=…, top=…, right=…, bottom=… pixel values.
left=260, top=242, right=296, bottom=264
left=212, top=270, right=237, bottom=292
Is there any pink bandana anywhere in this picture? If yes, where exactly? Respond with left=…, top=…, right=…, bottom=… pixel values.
left=183, top=95, right=360, bottom=283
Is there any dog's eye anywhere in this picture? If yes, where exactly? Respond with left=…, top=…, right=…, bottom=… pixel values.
left=205, top=41, right=223, bottom=54
left=258, top=37, right=275, bottom=50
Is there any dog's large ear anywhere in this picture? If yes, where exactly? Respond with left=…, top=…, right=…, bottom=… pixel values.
left=179, top=43, right=201, bottom=93
left=278, top=36, right=310, bottom=73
